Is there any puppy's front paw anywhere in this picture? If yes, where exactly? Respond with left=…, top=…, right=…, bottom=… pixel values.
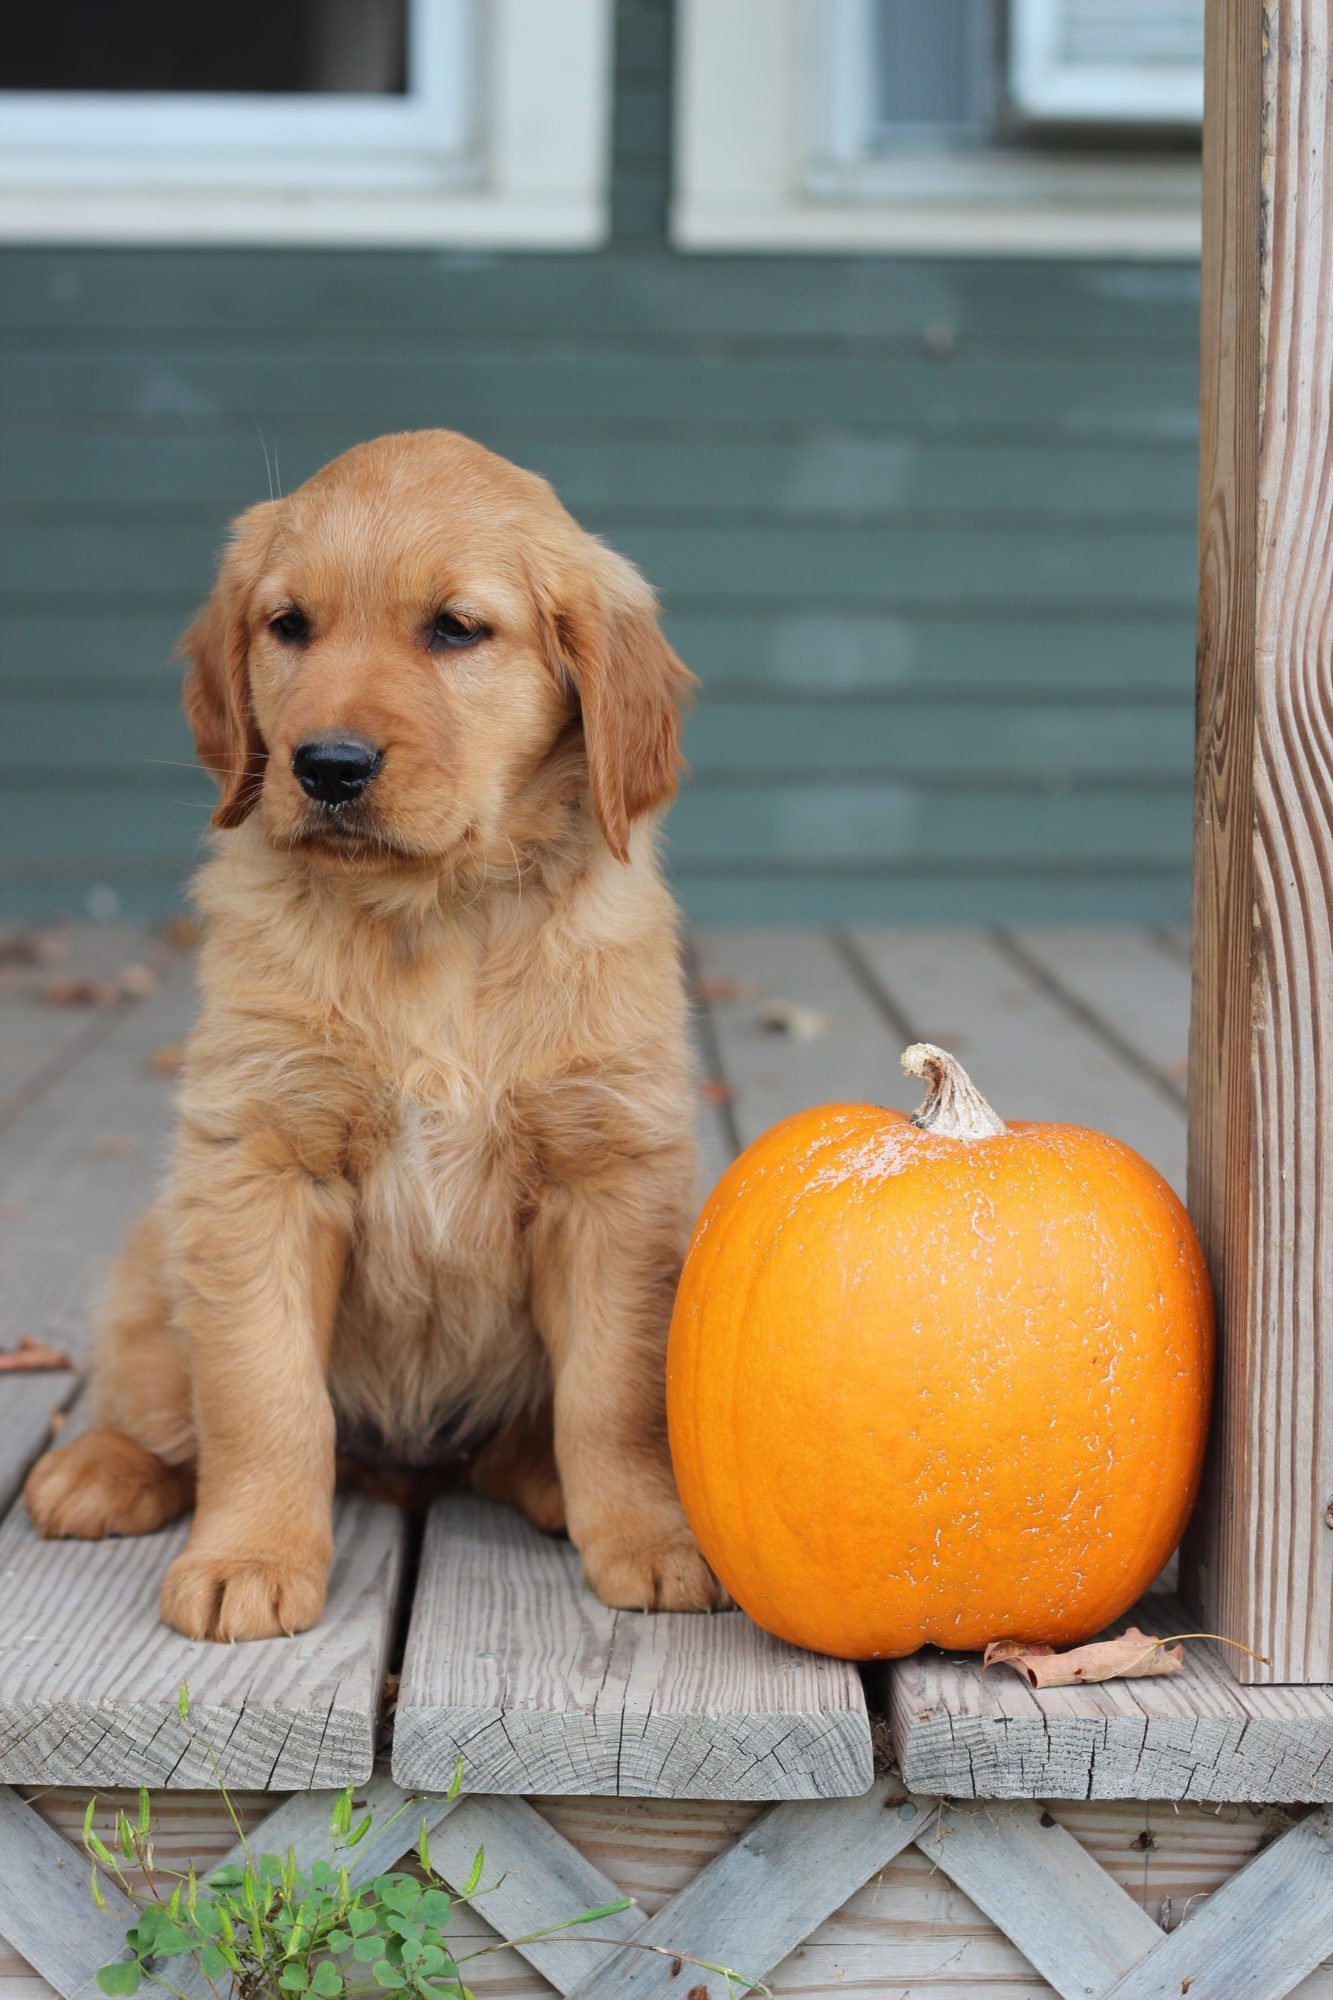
left=581, top=1526, right=726, bottom=1613
left=26, top=1430, right=193, bottom=1540
left=161, top=1549, right=328, bottom=1641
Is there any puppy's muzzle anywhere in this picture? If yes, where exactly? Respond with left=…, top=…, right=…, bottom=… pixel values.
left=292, top=734, right=384, bottom=806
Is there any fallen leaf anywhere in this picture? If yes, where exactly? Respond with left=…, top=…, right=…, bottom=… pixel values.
left=984, top=1627, right=1185, bottom=1689
left=42, top=975, right=119, bottom=1008
left=92, top=1136, right=137, bottom=1157
left=983, top=1637, right=1054, bottom=1667
left=699, top=1079, right=734, bottom=1105
left=693, top=976, right=756, bottom=1004
left=0, top=927, right=66, bottom=968
left=159, top=914, right=204, bottom=950
left=149, top=1041, right=186, bottom=1076
left=116, top=962, right=158, bottom=999
left=758, top=997, right=828, bottom=1042
left=0, top=1335, right=76, bottom=1373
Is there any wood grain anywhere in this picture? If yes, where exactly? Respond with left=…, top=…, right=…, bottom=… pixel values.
left=917, top=1800, right=1160, bottom=1996
left=0, top=1495, right=403, bottom=1789
left=846, top=927, right=1188, bottom=1194
left=1184, top=0, right=1333, bottom=1683
left=5, top=1785, right=1330, bottom=2000
left=886, top=1595, right=1333, bottom=1803
left=564, top=1780, right=933, bottom=1998
left=392, top=1498, right=872, bottom=1800
left=1099, top=1809, right=1333, bottom=2000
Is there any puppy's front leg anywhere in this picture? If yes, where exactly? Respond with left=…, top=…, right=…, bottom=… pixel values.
left=161, top=1133, right=353, bottom=1642
left=532, top=1162, right=723, bottom=1612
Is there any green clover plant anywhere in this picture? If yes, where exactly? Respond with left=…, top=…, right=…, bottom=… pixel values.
left=83, top=1684, right=761, bottom=1999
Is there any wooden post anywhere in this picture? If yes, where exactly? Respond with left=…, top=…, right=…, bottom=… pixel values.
left=1186, top=0, right=1333, bottom=1682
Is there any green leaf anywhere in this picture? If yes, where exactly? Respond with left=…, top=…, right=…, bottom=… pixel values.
left=563, top=1899, right=635, bottom=1927
left=177, top=1682, right=190, bottom=1722
left=399, top=1939, right=424, bottom=1968
left=279, top=1965, right=309, bottom=1992
left=352, top=1937, right=383, bottom=1963
left=346, top=1908, right=376, bottom=1937
left=461, top=1848, right=484, bottom=1898
left=199, top=1945, right=230, bottom=1980
left=311, top=1860, right=335, bottom=1889
left=97, top=1963, right=142, bottom=1997
left=193, top=1903, right=222, bottom=1937
left=134, top=1909, right=167, bottom=1951
left=152, top=1922, right=196, bottom=1959
left=325, top=1930, right=352, bottom=1954
left=330, top=1786, right=354, bottom=1841
left=382, top=1881, right=422, bottom=1917
left=310, top=1961, right=343, bottom=1995
left=208, top=1865, right=245, bottom=1891
left=416, top=1891, right=450, bottom=1929
left=372, top=1963, right=406, bottom=1989
left=416, top=1946, right=450, bottom=1978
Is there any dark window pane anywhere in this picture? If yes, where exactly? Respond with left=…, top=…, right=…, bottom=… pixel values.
left=869, top=0, right=998, bottom=145
left=2, top=0, right=408, bottom=94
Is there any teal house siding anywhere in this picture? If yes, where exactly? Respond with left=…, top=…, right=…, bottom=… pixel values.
left=0, top=0, right=1199, bottom=924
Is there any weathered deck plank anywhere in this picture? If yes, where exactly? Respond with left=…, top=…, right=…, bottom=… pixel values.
left=392, top=1497, right=873, bottom=1800
left=846, top=926, right=1187, bottom=1192
left=691, top=927, right=913, bottom=1147
left=1002, top=926, right=1190, bottom=1107
left=0, top=1494, right=404, bottom=1789
left=887, top=1596, right=1333, bottom=1803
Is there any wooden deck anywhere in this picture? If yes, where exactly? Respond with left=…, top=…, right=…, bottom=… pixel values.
left=0, top=921, right=1329, bottom=1810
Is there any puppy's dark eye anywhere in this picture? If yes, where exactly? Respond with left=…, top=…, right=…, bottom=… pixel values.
left=430, top=610, right=487, bottom=652
left=270, top=609, right=309, bottom=644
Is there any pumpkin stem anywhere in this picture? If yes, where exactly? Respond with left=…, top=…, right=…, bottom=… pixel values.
left=903, top=1042, right=1007, bottom=1142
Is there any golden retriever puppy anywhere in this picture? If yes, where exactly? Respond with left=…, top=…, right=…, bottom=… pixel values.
left=24, top=429, right=722, bottom=1641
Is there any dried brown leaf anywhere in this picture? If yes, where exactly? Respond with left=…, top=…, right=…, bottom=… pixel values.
left=758, top=998, right=829, bottom=1042
left=116, top=962, right=158, bottom=999
left=698, top=1079, right=734, bottom=1105
left=148, top=1041, right=186, bottom=1076
left=0, top=928, right=66, bottom=968
left=984, top=1627, right=1185, bottom=1689
left=159, top=915, right=204, bottom=950
left=0, top=1335, right=76, bottom=1373
left=43, top=975, right=120, bottom=1008
left=693, top=976, right=757, bottom=1004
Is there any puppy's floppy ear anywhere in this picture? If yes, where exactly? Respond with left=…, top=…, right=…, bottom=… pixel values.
left=178, top=501, right=278, bottom=829
left=546, top=544, right=698, bottom=863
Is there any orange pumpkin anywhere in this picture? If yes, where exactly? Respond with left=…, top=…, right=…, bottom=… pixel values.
left=667, top=1044, right=1213, bottom=1660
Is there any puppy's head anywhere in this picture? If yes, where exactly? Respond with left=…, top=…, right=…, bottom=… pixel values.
left=181, top=430, right=695, bottom=871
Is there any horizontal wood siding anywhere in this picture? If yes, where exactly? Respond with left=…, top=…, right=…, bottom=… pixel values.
left=0, top=0, right=1198, bottom=923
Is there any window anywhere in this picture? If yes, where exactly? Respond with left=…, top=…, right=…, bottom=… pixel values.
left=676, top=0, right=1202, bottom=256
left=0, top=0, right=615, bottom=245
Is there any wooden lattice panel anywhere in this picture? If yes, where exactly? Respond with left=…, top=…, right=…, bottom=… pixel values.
left=3, top=1778, right=1333, bottom=2000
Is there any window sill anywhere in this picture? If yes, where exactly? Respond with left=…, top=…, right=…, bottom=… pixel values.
left=675, top=157, right=1202, bottom=260
left=0, top=186, right=609, bottom=248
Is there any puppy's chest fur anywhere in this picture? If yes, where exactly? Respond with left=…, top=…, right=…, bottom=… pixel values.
left=327, top=952, right=634, bottom=1451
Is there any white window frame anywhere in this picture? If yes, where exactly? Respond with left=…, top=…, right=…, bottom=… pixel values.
left=0, top=0, right=615, bottom=246
left=1011, top=0, right=1205, bottom=125
left=674, top=0, right=1201, bottom=258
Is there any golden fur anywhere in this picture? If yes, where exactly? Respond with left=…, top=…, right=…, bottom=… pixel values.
left=25, top=430, right=721, bottom=1640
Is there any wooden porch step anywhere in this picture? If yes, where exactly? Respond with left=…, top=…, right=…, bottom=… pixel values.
left=884, top=1594, right=1333, bottom=1803
left=392, top=1496, right=874, bottom=1799
left=0, top=1494, right=404, bottom=1789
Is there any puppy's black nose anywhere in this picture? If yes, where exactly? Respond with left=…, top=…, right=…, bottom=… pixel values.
left=292, top=734, right=383, bottom=805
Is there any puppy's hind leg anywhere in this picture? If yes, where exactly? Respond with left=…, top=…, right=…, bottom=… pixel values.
left=25, top=1207, right=196, bottom=1540
left=470, top=1404, right=566, bottom=1534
